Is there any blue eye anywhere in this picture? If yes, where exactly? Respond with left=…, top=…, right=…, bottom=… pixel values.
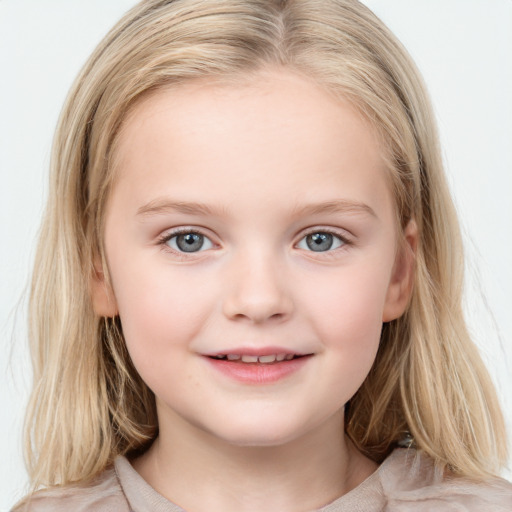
left=297, top=232, right=345, bottom=252
left=166, top=232, right=214, bottom=253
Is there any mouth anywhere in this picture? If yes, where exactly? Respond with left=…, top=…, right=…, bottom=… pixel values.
left=204, top=350, right=313, bottom=384
left=208, top=353, right=307, bottom=364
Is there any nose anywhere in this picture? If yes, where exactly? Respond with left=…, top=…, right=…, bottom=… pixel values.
left=222, top=250, right=294, bottom=324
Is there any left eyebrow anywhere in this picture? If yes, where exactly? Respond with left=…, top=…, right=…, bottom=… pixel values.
left=292, top=200, right=377, bottom=218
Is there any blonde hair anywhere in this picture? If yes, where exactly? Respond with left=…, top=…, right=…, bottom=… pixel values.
left=25, top=0, right=507, bottom=490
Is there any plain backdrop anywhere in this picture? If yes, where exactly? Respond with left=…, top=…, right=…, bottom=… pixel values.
left=1, top=0, right=511, bottom=508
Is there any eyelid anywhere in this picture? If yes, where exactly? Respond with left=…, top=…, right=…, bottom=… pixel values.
left=155, top=225, right=352, bottom=256
left=294, top=226, right=353, bottom=251
left=157, top=227, right=218, bottom=255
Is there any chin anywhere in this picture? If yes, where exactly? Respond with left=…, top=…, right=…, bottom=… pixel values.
left=226, top=433, right=295, bottom=448
left=203, top=416, right=313, bottom=448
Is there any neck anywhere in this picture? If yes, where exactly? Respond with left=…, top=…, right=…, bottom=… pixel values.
left=132, top=409, right=378, bottom=512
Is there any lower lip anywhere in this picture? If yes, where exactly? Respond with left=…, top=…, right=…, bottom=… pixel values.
left=205, top=356, right=311, bottom=384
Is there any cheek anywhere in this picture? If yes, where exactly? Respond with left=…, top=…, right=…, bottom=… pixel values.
left=109, top=262, right=213, bottom=372
left=301, top=266, right=390, bottom=403
left=299, top=259, right=392, bottom=356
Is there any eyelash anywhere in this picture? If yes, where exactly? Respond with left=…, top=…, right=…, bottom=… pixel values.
left=156, top=228, right=214, bottom=259
left=297, top=228, right=353, bottom=261
left=299, top=228, right=351, bottom=249
left=156, top=227, right=352, bottom=257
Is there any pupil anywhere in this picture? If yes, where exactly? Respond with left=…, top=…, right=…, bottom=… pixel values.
left=176, top=233, right=204, bottom=252
left=306, top=233, right=333, bottom=252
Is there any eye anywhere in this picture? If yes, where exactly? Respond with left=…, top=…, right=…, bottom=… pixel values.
left=297, top=231, right=346, bottom=252
left=165, top=231, right=214, bottom=253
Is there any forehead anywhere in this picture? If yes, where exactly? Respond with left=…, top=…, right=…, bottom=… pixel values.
left=118, top=71, right=382, bottom=154
left=110, top=68, right=393, bottom=221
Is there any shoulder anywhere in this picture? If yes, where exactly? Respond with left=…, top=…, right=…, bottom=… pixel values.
left=379, top=448, right=512, bottom=511
left=12, top=466, right=130, bottom=512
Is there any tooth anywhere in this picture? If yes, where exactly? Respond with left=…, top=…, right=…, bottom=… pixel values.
left=285, top=354, right=294, bottom=360
left=258, top=355, right=277, bottom=363
left=241, top=355, right=258, bottom=363
left=276, top=354, right=286, bottom=361
left=227, top=354, right=241, bottom=361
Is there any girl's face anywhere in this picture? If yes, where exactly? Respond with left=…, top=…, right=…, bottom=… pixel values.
left=94, top=69, right=415, bottom=447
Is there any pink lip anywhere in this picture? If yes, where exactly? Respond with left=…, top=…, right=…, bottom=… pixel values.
left=203, top=346, right=306, bottom=357
left=204, top=354, right=312, bottom=384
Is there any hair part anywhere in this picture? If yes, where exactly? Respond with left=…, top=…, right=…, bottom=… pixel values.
left=25, top=0, right=507, bottom=490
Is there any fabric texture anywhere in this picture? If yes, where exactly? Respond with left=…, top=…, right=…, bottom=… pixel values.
left=14, top=448, right=512, bottom=511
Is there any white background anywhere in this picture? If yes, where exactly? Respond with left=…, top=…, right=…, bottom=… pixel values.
left=1, top=1, right=511, bottom=509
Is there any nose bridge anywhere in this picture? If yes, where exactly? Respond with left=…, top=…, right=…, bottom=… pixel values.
left=222, top=242, right=293, bottom=324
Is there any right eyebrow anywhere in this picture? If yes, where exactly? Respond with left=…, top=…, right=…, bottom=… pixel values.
left=136, top=198, right=226, bottom=218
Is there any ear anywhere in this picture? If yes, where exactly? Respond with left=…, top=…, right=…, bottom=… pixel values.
left=90, top=254, right=118, bottom=317
left=382, top=219, right=418, bottom=322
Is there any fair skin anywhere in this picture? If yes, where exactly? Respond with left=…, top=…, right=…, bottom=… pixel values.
left=93, top=69, right=416, bottom=511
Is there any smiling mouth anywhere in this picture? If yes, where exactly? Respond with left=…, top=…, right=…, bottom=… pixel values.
left=208, top=354, right=308, bottom=364
left=205, top=352, right=312, bottom=383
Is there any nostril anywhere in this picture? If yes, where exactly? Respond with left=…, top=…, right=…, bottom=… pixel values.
left=221, top=270, right=294, bottom=324
left=228, top=309, right=289, bottom=324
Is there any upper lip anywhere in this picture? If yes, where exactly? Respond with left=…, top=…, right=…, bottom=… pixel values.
left=202, top=346, right=311, bottom=357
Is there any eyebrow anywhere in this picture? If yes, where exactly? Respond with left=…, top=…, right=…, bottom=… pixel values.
left=292, top=200, right=377, bottom=218
left=136, top=198, right=376, bottom=219
left=136, top=198, right=225, bottom=218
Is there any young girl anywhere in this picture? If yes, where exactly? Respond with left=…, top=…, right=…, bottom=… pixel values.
left=14, top=0, right=512, bottom=510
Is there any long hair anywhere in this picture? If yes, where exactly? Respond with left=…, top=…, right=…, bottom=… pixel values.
left=25, top=0, right=507, bottom=489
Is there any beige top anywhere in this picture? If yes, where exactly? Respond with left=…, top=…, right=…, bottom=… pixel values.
left=16, top=448, right=512, bottom=511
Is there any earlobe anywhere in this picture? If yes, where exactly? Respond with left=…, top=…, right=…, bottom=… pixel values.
left=90, top=255, right=118, bottom=317
left=382, top=219, right=418, bottom=322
